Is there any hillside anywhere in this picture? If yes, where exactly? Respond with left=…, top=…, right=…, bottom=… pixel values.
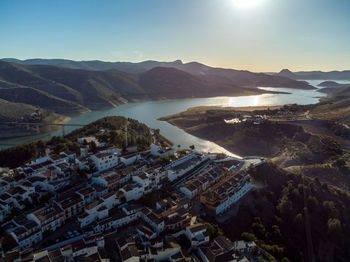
left=160, top=107, right=340, bottom=158
left=160, top=106, right=350, bottom=191
left=2, top=58, right=314, bottom=89
left=0, top=59, right=314, bottom=119
left=219, top=162, right=350, bottom=262
left=3, top=58, right=185, bottom=74
left=0, top=98, right=69, bottom=138
left=202, top=68, right=314, bottom=89
left=0, top=99, right=38, bottom=122
left=311, top=85, right=350, bottom=125
left=0, top=116, right=152, bottom=168
left=317, top=81, right=345, bottom=88
left=276, top=69, right=299, bottom=80
left=276, top=68, right=350, bottom=80
left=138, top=67, right=267, bottom=99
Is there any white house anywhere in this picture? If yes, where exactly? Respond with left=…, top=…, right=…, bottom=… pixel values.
left=166, top=152, right=207, bottom=182
left=76, top=187, right=97, bottom=204
left=90, top=152, right=119, bottom=173
left=185, top=223, right=209, bottom=247
left=215, top=179, right=252, bottom=215
left=78, top=199, right=109, bottom=228
left=0, top=181, right=10, bottom=194
left=10, top=226, right=42, bottom=250
left=120, top=153, right=140, bottom=166
left=132, top=173, right=151, bottom=188
left=27, top=204, right=65, bottom=232
left=77, top=136, right=104, bottom=147
left=101, top=192, right=119, bottom=209
left=180, top=184, right=198, bottom=199
left=150, top=143, right=174, bottom=157
left=0, top=200, right=11, bottom=222
left=141, top=208, right=164, bottom=233
left=118, top=184, right=144, bottom=202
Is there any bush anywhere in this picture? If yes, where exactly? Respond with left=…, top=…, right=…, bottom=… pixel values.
left=204, top=222, right=223, bottom=239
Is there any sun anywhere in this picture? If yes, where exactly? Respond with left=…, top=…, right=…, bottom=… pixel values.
left=232, top=0, right=263, bottom=9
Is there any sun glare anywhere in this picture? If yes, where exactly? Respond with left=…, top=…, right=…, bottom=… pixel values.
left=232, top=0, right=263, bottom=9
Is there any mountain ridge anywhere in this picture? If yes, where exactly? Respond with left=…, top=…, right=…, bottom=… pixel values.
left=276, top=68, right=350, bottom=80
left=2, top=57, right=315, bottom=89
left=0, top=59, right=314, bottom=120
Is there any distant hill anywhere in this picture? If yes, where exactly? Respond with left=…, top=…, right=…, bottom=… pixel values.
left=311, top=85, right=350, bottom=125
left=0, top=98, right=38, bottom=121
left=198, top=67, right=313, bottom=89
left=3, top=58, right=186, bottom=74
left=0, top=59, right=314, bottom=117
left=138, top=67, right=265, bottom=99
left=276, top=68, right=350, bottom=80
left=276, top=69, right=298, bottom=80
left=317, top=81, right=344, bottom=88
left=3, top=58, right=314, bottom=89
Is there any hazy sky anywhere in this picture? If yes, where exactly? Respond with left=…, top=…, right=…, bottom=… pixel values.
left=1, top=0, right=349, bottom=72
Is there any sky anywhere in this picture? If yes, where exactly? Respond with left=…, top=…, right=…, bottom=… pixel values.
left=0, top=0, right=349, bottom=72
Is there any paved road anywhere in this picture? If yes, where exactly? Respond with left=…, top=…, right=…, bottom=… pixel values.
left=230, top=157, right=266, bottom=172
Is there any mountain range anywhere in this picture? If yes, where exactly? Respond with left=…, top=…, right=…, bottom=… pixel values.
left=0, top=58, right=314, bottom=119
left=276, top=69, right=350, bottom=80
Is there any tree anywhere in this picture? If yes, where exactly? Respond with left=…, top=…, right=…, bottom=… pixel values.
left=307, top=196, right=318, bottom=212
left=89, top=162, right=98, bottom=174
left=327, top=218, right=341, bottom=236
left=37, top=140, right=46, bottom=149
left=252, top=221, right=266, bottom=239
left=333, top=159, right=347, bottom=171
left=158, top=155, right=171, bottom=165
left=88, top=141, right=98, bottom=153
left=68, top=142, right=81, bottom=155
left=241, top=232, right=257, bottom=242
left=53, top=143, right=68, bottom=154
left=177, top=234, right=191, bottom=250
left=281, top=258, right=290, bottom=262
left=189, top=145, right=195, bottom=150
left=0, top=143, right=38, bottom=168
left=277, top=196, right=293, bottom=215
left=323, top=201, right=339, bottom=218
left=271, top=225, right=281, bottom=239
left=294, top=213, right=303, bottom=226
left=204, top=222, right=223, bottom=239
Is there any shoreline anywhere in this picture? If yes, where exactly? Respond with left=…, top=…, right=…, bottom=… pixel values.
left=158, top=105, right=283, bottom=121
left=0, top=114, right=71, bottom=141
left=0, top=85, right=316, bottom=148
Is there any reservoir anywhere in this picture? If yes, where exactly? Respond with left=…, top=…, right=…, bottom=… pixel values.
left=0, top=80, right=345, bottom=155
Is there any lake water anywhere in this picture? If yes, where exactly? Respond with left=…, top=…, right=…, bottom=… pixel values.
left=1, top=80, right=348, bottom=156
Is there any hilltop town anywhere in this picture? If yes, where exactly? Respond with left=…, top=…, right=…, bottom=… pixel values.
left=0, top=117, right=266, bottom=262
